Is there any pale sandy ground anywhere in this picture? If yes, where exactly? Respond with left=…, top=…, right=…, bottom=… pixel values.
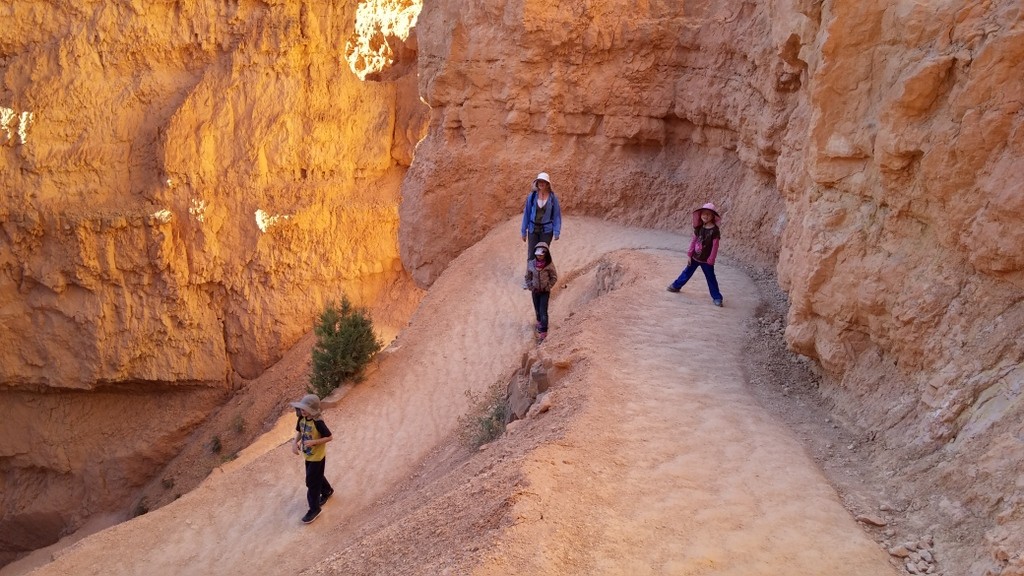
left=18, top=216, right=900, bottom=576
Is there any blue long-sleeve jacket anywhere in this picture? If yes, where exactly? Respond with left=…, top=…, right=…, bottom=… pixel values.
left=520, top=192, right=562, bottom=237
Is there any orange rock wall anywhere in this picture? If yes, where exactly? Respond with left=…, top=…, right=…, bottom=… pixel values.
left=0, top=0, right=426, bottom=562
left=775, top=3, right=1024, bottom=572
left=1, top=1, right=424, bottom=389
left=402, top=0, right=798, bottom=284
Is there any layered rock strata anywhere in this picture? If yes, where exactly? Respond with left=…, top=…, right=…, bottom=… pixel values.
left=776, top=3, right=1024, bottom=574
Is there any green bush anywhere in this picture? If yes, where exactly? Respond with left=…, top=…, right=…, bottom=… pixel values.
left=309, top=297, right=383, bottom=398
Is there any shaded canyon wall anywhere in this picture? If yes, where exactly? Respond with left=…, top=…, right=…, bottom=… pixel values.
left=776, top=2, right=1024, bottom=574
left=402, top=0, right=800, bottom=285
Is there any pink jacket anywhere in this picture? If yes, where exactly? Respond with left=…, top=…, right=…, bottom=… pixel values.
left=687, top=225, right=720, bottom=265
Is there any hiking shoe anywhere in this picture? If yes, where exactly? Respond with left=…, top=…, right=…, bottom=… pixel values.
left=666, top=285, right=680, bottom=293
left=319, top=489, right=334, bottom=506
left=713, top=299, right=723, bottom=307
left=535, top=322, right=542, bottom=332
left=537, top=332, right=547, bottom=343
left=301, top=509, right=321, bottom=524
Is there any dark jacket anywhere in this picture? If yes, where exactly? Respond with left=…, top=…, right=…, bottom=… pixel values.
left=524, top=259, right=558, bottom=292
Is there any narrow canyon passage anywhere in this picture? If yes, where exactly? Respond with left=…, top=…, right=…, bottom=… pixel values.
left=21, top=218, right=896, bottom=576
left=470, top=249, right=898, bottom=574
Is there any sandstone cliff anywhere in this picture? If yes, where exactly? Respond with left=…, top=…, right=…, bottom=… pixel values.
left=402, top=0, right=796, bottom=284
left=2, top=0, right=1022, bottom=574
left=1, top=0, right=425, bottom=564
left=776, top=3, right=1024, bottom=574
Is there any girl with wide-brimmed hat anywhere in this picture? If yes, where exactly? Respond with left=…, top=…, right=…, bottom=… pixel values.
left=667, top=203, right=724, bottom=307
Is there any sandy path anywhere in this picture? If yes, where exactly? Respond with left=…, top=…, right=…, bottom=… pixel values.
left=27, top=217, right=897, bottom=575
left=475, top=250, right=898, bottom=574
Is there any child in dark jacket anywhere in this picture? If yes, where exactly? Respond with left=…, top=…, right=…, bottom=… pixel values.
left=667, top=202, right=724, bottom=307
left=524, top=241, right=558, bottom=342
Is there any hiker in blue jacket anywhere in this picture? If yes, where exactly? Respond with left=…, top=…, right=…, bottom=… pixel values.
left=520, top=172, right=562, bottom=261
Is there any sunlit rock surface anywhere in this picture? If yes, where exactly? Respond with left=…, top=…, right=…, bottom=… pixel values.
left=0, top=1, right=426, bottom=562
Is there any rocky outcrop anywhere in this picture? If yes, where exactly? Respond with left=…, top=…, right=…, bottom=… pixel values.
left=776, top=3, right=1024, bottom=574
left=0, top=0, right=426, bottom=563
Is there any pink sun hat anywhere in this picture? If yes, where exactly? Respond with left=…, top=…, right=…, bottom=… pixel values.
left=691, top=202, right=721, bottom=227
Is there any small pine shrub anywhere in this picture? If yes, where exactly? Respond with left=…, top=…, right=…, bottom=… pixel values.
left=309, top=297, right=383, bottom=398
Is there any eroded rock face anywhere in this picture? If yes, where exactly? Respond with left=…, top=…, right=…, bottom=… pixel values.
left=0, top=0, right=426, bottom=562
left=775, top=3, right=1024, bottom=573
left=401, top=0, right=801, bottom=285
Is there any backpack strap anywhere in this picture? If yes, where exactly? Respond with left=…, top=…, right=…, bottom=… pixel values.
left=528, top=190, right=538, bottom=230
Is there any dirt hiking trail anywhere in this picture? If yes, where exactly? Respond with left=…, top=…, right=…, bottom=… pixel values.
left=24, top=217, right=899, bottom=575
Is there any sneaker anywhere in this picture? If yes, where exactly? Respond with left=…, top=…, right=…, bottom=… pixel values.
left=713, top=299, right=723, bottom=307
left=319, top=489, right=334, bottom=506
left=301, top=509, right=321, bottom=524
left=535, top=322, right=542, bottom=332
left=666, top=285, right=680, bottom=293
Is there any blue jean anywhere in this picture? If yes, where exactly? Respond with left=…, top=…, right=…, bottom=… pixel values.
left=532, top=291, right=550, bottom=332
left=527, top=229, right=554, bottom=261
left=670, top=260, right=722, bottom=301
